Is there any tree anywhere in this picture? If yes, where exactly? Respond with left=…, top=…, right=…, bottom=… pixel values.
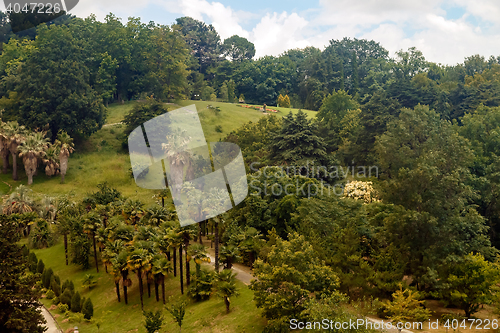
left=95, top=52, right=118, bottom=106
left=166, top=300, right=186, bottom=333
left=3, top=121, right=26, bottom=180
left=221, top=35, right=255, bottom=62
left=152, top=257, right=173, bottom=304
left=143, top=310, right=164, bottom=333
left=0, top=216, right=46, bottom=332
left=15, top=24, right=105, bottom=141
left=188, top=243, right=210, bottom=276
left=216, top=269, right=239, bottom=313
left=71, top=291, right=82, bottom=313
left=54, top=130, right=75, bottom=183
left=18, top=131, right=49, bottom=185
left=219, top=244, right=240, bottom=270
left=111, top=250, right=131, bottom=305
left=250, top=232, right=341, bottom=330
left=439, top=253, right=500, bottom=317
left=42, top=144, right=60, bottom=177
left=82, top=298, right=94, bottom=320
left=127, top=247, right=152, bottom=310
left=269, top=109, right=329, bottom=167
left=381, top=285, right=431, bottom=331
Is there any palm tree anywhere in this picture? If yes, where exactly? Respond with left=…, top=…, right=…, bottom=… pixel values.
left=121, top=199, right=145, bottom=225
left=2, top=184, right=36, bottom=215
left=202, top=188, right=229, bottom=272
left=162, top=128, right=192, bottom=197
left=3, top=121, right=26, bottom=180
left=127, top=247, right=151, bottom=310
left=187, top=243, right=210, bottom=276
left=54, top=130, right=74, bottom=183
left=216, top=269, right=239, bottom=313
left=152, top=256, right=172, bottom=304
left=83, top=212, right=102, bottom=273
left=0, top=120, right=10, bottom=173
left=43, top=144, right=60, bottom=177
left=111, top=250, right=131, bottom=305
left=166, top=228, right=182, bottom=278
left=18, top=131, right=49, bottom=185
left=179, top=225, right=196, bottom=286
left=219, top=244, right=241, bottom=270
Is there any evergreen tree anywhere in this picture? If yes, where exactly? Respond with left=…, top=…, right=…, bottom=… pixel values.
left=82, top=298, right=94, bottom=320
left=71, top=291, right=82, bottom=312
left=36, top=258, right=45, bottom=274
left=0, top=216, right=46, bottom=332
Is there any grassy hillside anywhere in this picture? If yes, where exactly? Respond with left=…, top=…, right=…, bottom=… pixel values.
left=0, top=100, right=277, bottom=202
left=34, top=240, right=266, bottom=333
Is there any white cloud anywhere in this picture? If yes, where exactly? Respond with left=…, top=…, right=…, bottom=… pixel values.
left=250, top=12, right=310, bottom=58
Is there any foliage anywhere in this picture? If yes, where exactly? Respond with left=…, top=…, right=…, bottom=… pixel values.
left=71, top=291, right=82, bottom=313
left=143, top=310, right=164, bottom=333
left=29, top=218, right=55, bottom=249
left=188, top=269, right=214, bottom=301
left=82, top=274, right=98, bottom=290
left=45, top=289, right=55, bottom=300
left=166, top=299, right=187, bottom=332
left=82, top=298, right=94, bottom=320
left=379, top=285, right=432, bottom=324
left=343, top=181, right=380, bottom=203
left=250, top=232, right=341, bottom=331
left=438, top=253, right=500, bottom=317
left=0, top=215, right=46, bottom=332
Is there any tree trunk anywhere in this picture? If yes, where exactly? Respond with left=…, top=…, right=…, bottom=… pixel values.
left=122, top=272, right=128, bottom=305
left=154, top=280, right=159, bottom=302
left=162, top=279, right=166, bottom=304
left=215, top=221, right=219, bottom=272
left=166, top=249, right=171, bottom=262
left=115, top=282, right=121, bottom=302
left=179, top=246, right=184, bottom=294
left=185, top=240, right=190, bottom=286
left=138, top=269, right=144, bottom=310
left=64, top=234, right=68, bottom=265
left=224, top=296, right=230, bottom=313
left=12, top=152, right=17, bottom=180
left=60, top=154, right=68, bottom=184
left=147, top=280, right=151, bottom=298
left=92, top=235, right=99, bottom=273
left=2, top=149, right=9, bottom=173
left=173, top=249, right=177, bottom=277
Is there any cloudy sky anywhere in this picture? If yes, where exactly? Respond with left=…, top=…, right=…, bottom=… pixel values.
left=10, top=0, right=500, bottom=65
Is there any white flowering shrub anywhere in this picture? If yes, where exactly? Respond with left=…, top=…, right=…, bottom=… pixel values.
left=342, top=181, right=380, bottom=203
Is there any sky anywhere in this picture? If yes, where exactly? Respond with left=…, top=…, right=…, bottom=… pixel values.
left=6, top=0, right=500, bottom=65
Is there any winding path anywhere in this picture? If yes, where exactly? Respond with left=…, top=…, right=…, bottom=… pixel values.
left=41, top=305, right=62, bottom=333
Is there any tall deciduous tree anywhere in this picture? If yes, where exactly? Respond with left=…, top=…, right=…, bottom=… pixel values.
left=15, top=24, right=105, bottom=141
left=221, top=35, right=255, bottom=62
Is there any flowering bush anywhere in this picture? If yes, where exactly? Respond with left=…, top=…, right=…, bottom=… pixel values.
left=343, top=181, right=380, bottom=203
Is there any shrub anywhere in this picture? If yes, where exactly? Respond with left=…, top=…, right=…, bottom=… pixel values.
left=50, top=277, right=61, bottom=296
left=60, top=288, right=73, bottom=307
left=57, top=303, right=69, bottom=313
left=215, top=125, right=223, bottom=133
left=188, top=270, right=214, bottom=301
left=52, top=296, right=60, bottom=305
left=45, top=289, right=55, bottom=300
left=29, top=219, right=55, bottom=249
left=42, top=267, right=53, bottom=289
left=143, top=309, right=163, bottom=333
left=37, top=259, right=45, bottom=274
left=28, top=252, right=38, bottom=273
left=71, top=291, right=81, bottom=312
left=61, top=279, right=75, bottom=293
left=82, top=298, right=94, bottom=320
left=68, top=312, right=84, bottom=323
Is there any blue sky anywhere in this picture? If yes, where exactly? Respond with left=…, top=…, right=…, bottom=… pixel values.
left=5, top=0, right=500, bottom=65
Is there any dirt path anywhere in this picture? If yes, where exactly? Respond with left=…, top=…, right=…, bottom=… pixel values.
left=41, top=305, right=62, bottom=333
left=103, top=122, right=122, bottom=127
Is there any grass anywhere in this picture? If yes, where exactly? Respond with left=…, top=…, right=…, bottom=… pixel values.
left=34, top=240, right=266, bottom=333
left=238, top=103, right=317, bottom=118
left=105, top=101, right=136, bottom=124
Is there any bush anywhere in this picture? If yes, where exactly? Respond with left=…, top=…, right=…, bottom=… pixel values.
left=52, top=296, right=60, bottom=305
left=68, top=313, right=84, bottom=323
left=60, top=288, right=73, bottom=307
left=188, top=270, right=214, bottom=301
left=45, top=289, right=55, bottom=300
left=29, top=219, right=55, bottom=249
left=61, top=279, right=75, bottom=293
left=82, top=298, right=94, bottom=320
left=71, top=291, right=81, bottom=312
left=37, top=259, right=45, bottom=274
left=28, top=252, right=38, bottom=273
left=215, top=125, right=223, bottom=133
left=57, top=303, right=69, bottom=313
left=42, top=267, right=53, bottom=289
left=143, top=309, right=163, bottom=333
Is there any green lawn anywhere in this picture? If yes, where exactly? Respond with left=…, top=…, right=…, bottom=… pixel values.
left=239, top=103, right=317, bottom=118
left=34, top=240, right=266, bottom=333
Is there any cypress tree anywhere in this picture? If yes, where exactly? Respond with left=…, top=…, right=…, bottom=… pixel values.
left=71, top=291, right=81, bottom=312
left=82, top=298, right=94, bottom=319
